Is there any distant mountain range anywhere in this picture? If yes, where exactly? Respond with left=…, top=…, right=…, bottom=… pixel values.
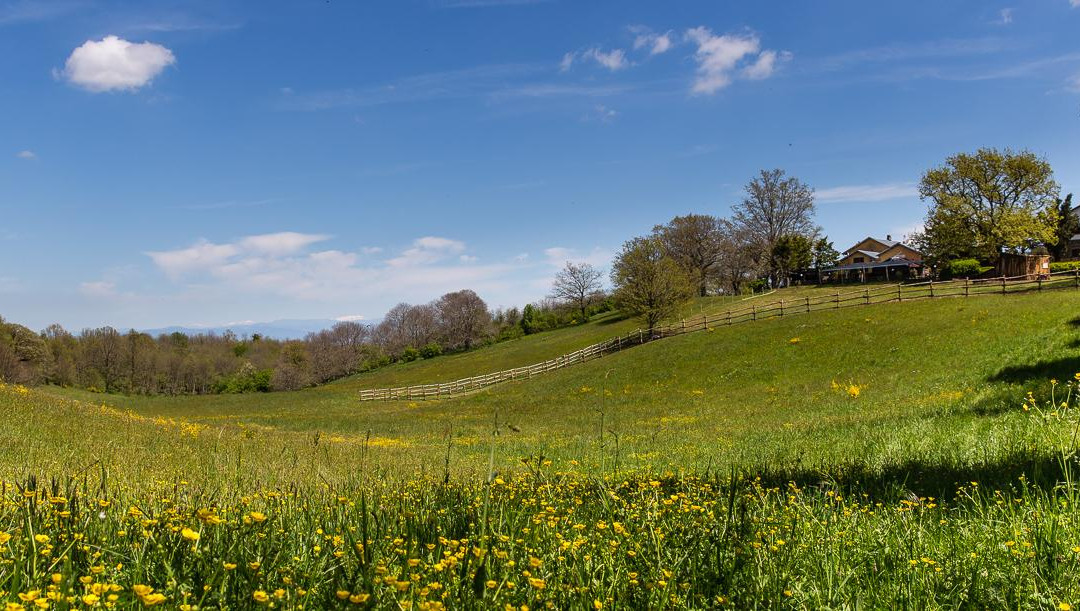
left=142, top=319, right=367, bottom=341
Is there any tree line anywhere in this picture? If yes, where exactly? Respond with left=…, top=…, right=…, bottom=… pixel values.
left=2, top=149, right=1071, bottom=394
left=0, top=287, right=612, bottom=394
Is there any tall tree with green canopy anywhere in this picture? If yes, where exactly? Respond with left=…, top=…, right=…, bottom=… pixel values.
left=915, top=148, right=1059, bottom=263
left=811, top=237, right=841, bottom=284
left=610, top=236, right=693, bottom=332
left=1049, top=193, right=1077, bottom=260
left=652, top=214, right=725, bottom=297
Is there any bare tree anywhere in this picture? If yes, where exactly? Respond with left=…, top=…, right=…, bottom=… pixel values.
left=435, top=289, right=492, bottom=351
left=716, top=219, right=760, bottom=294
left=733, top=169, right=817, bottom=285
left=550, top=261, right=604, bottom=320
left=653, top=214, right=725, bottom=297
left=610, top=237, right=693, bottom=332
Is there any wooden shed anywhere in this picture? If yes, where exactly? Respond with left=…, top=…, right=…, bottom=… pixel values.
left=997, top=253, right=1050, bottom=279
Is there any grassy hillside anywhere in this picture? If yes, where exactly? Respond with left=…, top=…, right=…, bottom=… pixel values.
left=45, top=288, right=1080, bottom=481
left=4, top=287, right=1080, bottom=608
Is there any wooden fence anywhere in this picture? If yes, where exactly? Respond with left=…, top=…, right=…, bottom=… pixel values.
left=359, top=270, right=1080, bottom=402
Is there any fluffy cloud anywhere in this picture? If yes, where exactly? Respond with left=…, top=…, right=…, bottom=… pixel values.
left=60, top=35, right=175, bottom=92
left=742, top=49, right=793, bottom=80
left=1072, top=0, right=1079, bottom=8
left=632, top=30, right=673, bottom=55
left=15, top=150, right=35, bottom=159
left=684, top=27, right=789, bottom=94
left=387, top=236, right=466, bottom=267
left=145, top=233, right=507, bottom=305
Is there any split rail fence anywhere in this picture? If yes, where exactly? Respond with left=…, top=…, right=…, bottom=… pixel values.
left=359, top=270, right=1080, bottom=402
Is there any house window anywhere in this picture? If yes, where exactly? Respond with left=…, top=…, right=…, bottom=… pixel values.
left=853, top=257, right=864, bottom=263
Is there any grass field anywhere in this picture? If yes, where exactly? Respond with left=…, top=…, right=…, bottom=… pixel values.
left=3, top=288, right=1080, bottom=608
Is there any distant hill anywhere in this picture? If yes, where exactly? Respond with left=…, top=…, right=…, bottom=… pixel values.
left=142, top=319, right=355, bottom=340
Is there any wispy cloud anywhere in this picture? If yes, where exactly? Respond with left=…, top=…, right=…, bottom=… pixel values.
left=631, top=27, right=674, bottom=56
left=15, top=150, right=36, bottom=160
left=998, top=8, right=1014, bottom=24
left=1067, top=73, right=1080, bottom=92
left=276, top=63, right=545, bottom=111
left=0, top=1, right=83, bottom=26
left=816, top=183, right=919, bottom=203
left=816, top=37, right=1012, bottom=72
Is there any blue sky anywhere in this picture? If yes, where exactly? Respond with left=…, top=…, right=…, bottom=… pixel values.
left=2, top=0, right=1079, bottom=331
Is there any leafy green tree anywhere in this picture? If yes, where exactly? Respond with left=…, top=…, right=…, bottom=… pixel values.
left=610, top=236, right=693, bottom=332
left=771, top=234, right=813, bottom=286
left=915, top=148, right=1059, bottom=263
left=811, top=237, right=840, bottom=284
left=1049, top=193, right=1077, bottom=260
left=653, top=214, right=725, bottom=296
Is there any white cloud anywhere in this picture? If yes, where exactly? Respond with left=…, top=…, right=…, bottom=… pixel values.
left=998, top=8, right=1014, bottom=24
left=335, top=314, right=366, bottom=322
left=361, top=246, right=383, bottom=254
left=387, top=236, right=466, bottom=267
left=60, top=35, right=175, bottom=92
left=459, top=254, right=479, bottom=263
left=239, top=232, right=330, bottom=256
left=684, top=27, right=788, bottom=94
left=585, top=103, right=618, bottom=123
left=146, top=240, right=239, bottom=278
left=742, top=49, right=792, bottom=80
left=15, top=150, right=36, bottom=160
left=816, top=183, right=919, bottom=203
left=633, top=30, right=673, bottom=55
left=559, top=52, right=575, bottom=72
left=582, top=47, right=629, bottom=71
left=1071, top=0, right=1079, bottom=8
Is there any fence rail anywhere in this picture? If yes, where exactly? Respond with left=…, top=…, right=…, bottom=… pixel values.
left=359, top=270, right=1080, bottom=402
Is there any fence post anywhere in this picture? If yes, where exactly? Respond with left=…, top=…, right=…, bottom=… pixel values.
left=726, top=310, right=731, bottom=325
left=1076, top=269, right=1079, bottom=288
left=834, top=291, right=840, bottom=309
left=638, top=329, right=643, bottom=344
left=964, top=279, right=969, bottom=298
left=805, top=296, right=810, bottom=313
left=929, top=280, right=934, bottom=298
left=897, top=284, right=902, bottom=302
left=779, top=299, right=784, bottom=317
left=864, top=288, right=869, bottom=305
left=703, top=314, right=708, bottom=330
left=1001, top=277, right=1006, bottom=295
left=752, top=305, right=757, bottom=321
left=681, top=319, right=686, bottom=333
left=1038, top=276, right=1043, bottom=291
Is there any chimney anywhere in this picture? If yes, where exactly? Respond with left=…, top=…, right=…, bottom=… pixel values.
left=886, top=234, right=892, bottom=241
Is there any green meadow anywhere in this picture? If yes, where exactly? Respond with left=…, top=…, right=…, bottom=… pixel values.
left=2, top=287, right=1080, bottom=608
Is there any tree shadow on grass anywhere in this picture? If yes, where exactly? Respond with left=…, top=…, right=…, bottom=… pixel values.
left=1068, top=316, right=1080, bottom=328
left=988, top=356, right=1080, bottom=386
left=740, top=448, right=1068, bottom=501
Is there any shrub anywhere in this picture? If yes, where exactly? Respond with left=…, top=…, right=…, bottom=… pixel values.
left=419, top=342, right=443, bottom=359
left=401, top=346, right=420, bottom=362
left=942, top=258, right=981, bottom=279
left=1049, top=261, right=1080, bottom=273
